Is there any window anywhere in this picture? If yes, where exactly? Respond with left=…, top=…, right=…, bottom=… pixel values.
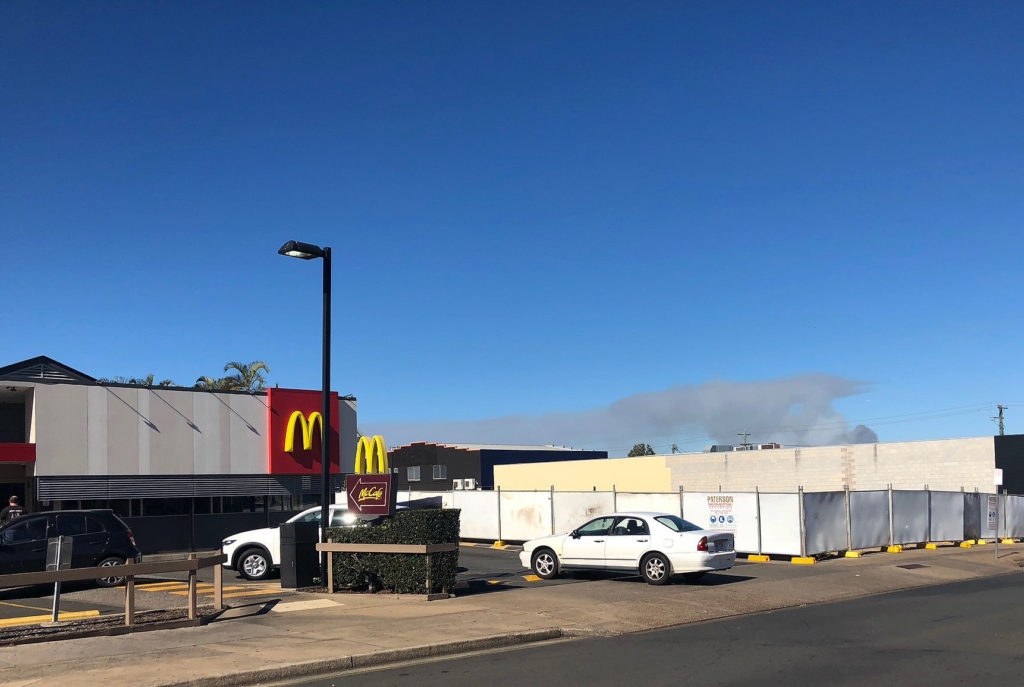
left=292, top=510, right=322, bottom=524
left=432, top=464, right=447, bottom=480
left=86, top=516, right=106, bottom=533
left=611, top=517, right=649, bottom=536
left=1, top=517, right=47, bottom=545
left=576, top=517, right=615, bottom=536
left=654, top=515, right=702, bottom=533
left=407, top=466, right=421, bottom=482
left=57, top=514, right=87, bottom=537
left=330, top=510, right=351, bottom=526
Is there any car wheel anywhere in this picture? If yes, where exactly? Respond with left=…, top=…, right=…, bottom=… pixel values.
left=641, top=553, right=671, bottom=585
left=239, top=548, right=271, bottom=580
left=531, top=548, right=559, bottom=580
left=682, top=572, right=707, bottom=584
left=96, top=556, right=127, bottom=587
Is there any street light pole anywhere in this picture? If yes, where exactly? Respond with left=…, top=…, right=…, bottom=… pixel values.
left=278, top=240, right=333, bottom=586
left=320, top=246, right=331, bottom=586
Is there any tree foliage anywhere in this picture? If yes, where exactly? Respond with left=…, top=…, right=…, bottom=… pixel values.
left=194, top=361, right=271, bottom=392
left=628, top=443, right=656, bottom=457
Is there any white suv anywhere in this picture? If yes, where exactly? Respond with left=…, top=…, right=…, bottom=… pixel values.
left=222, top=505, right=356, bottom=580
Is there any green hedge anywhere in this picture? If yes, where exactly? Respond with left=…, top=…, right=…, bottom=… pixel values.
left=326, top=508, right=460, bottom=594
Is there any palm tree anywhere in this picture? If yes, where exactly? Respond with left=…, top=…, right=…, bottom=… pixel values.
left=195, top=376, right=232, bottom=390
left=221, top=361, right=270, bottom=392
left=100, top=374, right=174, bottom=387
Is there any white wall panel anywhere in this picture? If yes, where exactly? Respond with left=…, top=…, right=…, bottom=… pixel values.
left=499, top=491, right=552, bottom=541
left=552, top=492, right=614, bottom=535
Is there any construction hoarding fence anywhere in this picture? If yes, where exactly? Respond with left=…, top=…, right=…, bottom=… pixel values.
left=399, top=487, right=1024, bottom=556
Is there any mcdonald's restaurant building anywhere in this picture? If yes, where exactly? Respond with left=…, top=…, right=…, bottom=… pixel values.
left=0, top=356, right=358, bottom=553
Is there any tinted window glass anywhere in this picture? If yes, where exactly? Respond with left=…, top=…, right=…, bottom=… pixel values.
left=292, top=511, right=321, bottom=524
left=577, top=517, right=615, bottom=536
left=611, top=517, right=650, bottom=536
left=655, top=515, right=702, bottom=532
left=2, top=517, right=47, bottom=544
left=57, top=515, right=87, bottom=536
left=86, top=516, right=106, bottom=533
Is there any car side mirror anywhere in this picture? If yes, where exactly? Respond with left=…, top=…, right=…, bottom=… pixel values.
left=570, top=530, right=581, bottom=539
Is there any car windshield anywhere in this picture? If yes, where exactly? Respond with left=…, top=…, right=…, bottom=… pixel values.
left=655, top=515, right=703, bottom=532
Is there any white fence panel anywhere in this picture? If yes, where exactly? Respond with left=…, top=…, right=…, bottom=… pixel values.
left=499, top=491, right=553, bottom=541
left=552, top=492, right=615, bottom=535
left=1008, top=496, right=1024, bottom=538
left=758, top=493, right=802, bottom=556
left=452, top=490, right=500, bottom=540
left=681, top=492, right=761, bottom=554
left=616, top=492, right=681, bottom=515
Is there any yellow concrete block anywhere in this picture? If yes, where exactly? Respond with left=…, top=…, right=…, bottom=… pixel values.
left=491, top=540, right=507, bottom=549
left=925, top=543, right=938, bottom=550
left=844, top=551, right=860, bottom=558
left=976, top=539, right=987, bottom=545
left=886, top=545, right=903, bottom=553
left=959, top=541, right=973, bottom=548
left=1001, top=539, right=1015, bottom=544
left=747, top=554, right=770, bottom=562
left=791, top=557, right=816, bottom=565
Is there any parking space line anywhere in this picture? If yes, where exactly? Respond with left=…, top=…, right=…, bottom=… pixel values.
left=0, top=600, right=54, bottom=612
left=219, top=589, right=292, bottom=599
left=0, top=610, right=99, bottom=628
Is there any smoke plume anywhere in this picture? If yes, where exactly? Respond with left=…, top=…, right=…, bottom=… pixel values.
left=367, top=374, right=877, bottom=456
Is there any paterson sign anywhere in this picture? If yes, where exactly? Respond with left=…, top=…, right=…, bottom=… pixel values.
left=346, top=435, right=393, bottom=517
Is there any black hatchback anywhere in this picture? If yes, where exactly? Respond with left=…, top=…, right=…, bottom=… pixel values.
left=0, top=510, right=142, bottom=587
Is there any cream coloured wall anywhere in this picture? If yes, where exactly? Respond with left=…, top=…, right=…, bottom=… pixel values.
left=494, top=455, right=673, bottom=492
left=492, top=437, right=998, bottom=494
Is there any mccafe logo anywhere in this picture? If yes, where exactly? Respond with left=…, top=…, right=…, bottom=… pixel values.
left=357, top=486, right=385, bottom=503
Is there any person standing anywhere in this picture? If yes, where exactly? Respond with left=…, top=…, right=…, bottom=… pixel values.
left=0, top=496, right=25, bottom=524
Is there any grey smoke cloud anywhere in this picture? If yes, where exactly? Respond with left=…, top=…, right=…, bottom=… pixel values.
left=367, top=374, right=877, bottom=456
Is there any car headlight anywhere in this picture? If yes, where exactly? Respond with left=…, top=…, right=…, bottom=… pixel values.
left=222, top=539, right=236, bottom=546
left=341, top=513, right=357, bottom=525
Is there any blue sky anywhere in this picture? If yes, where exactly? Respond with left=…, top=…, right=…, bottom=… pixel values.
left=2, top=2, right=1022, bottom=455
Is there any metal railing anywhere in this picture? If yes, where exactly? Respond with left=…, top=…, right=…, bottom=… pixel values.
left=0, top=553, right=227, bottom=626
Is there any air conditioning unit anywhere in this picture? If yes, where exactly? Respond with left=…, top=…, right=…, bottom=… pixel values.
left=463, top=478, right=478, bottom=490
left=453, top=479, right=465, bottom=490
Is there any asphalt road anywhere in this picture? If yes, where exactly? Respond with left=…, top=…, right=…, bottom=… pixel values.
left=286, top=572, right=1024, bottom=687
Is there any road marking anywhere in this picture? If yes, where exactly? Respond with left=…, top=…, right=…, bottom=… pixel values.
left=0, top=600, right=54, bottom=612
left=522, top=574, right=541, bottom=582
left=459, top=542, right=478, bottom=547
left=0, top=610, right=99, bottom=628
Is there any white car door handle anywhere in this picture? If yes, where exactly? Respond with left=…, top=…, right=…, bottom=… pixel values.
left=636, top=538, right=648, bottom=542
left=593, top=539, right=604, bottom=543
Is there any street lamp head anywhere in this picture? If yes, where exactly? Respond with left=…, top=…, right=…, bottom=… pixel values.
left=278, top=240, right=325, bottom=260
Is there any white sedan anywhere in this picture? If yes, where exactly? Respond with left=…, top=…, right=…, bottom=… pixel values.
left=519, top=512, right=736, bottom=585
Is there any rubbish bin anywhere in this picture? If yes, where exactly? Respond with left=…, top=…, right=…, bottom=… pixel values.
left=279, top=521, right=319, bottom=589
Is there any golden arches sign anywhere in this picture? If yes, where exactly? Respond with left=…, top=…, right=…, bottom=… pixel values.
left=355, top=435, right=388, bottom=474
left=284, top=411, right=323, bottom=452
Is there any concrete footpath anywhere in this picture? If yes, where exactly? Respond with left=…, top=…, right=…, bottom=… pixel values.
left=0, top=544, right=1020, bottom=687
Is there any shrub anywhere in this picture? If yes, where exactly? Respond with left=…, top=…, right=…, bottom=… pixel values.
left=326, top=508, right=460, bottom=594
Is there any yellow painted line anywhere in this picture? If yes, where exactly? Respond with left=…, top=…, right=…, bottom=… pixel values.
left=886, top=545, right=903, bottom=553
left=925, top=543, right=938, bottom=550
left=0, top=610, right=99, bottom=628
left=138, top=582, right=189, bottom=590
left=522, top=574, right=542, bottom=582
left=487, top=580, right=501, bottom=585
left=0, top=600, right=56, bottom=612
left=844, top=551, right=860, bottom=558
left=791, top=557, right=816, bottom=565
left=220, top=589, right=291, bottom=599
left=459, top=542, right=478, bottom=547
left=747, top=554, right=770, bottom=562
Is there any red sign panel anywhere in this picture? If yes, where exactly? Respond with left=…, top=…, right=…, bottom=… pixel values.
left=267, top=388, right=340, bottom=475
left=346, top=474, right=394, bottom=517
left=0, top=443, right=35, bottom=463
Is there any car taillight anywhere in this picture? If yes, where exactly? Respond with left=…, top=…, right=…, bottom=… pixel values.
left=127, top=529, right=136, bottom=547
left=697, top=536, right=708, bottom=552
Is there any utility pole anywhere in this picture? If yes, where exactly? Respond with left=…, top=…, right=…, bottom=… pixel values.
left=737, top=430, right=751, bottom=448
left=992, top=404, right=1007, bottom=436
left=671, top=443, right=679, bottom=454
